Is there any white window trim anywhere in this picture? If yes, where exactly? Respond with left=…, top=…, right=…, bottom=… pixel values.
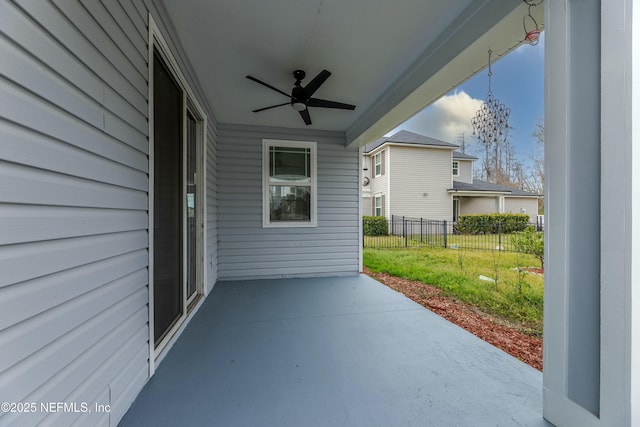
left=452, top=160, right=460, bottom=176
left=374, top=152, right=382, bottom=177
left=263, top=139, right=317, bottom=228
left=374, top=194, right=383, bottom=216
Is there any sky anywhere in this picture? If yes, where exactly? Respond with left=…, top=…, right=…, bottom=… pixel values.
left=389, top=33, right=544, bottom=164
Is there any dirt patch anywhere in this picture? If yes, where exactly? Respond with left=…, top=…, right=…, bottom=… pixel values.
left=520, top=267, right=544, bottom=275
left=363, top=267, right=542, bottom=371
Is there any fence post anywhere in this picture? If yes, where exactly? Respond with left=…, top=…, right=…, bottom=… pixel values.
left=443, top=220, right=447, bottom=248
left=403, top=216, right=408, bottom=247
left=498, top=220, right=502, bottom=250
left=362, top=218, right=365, bottom=248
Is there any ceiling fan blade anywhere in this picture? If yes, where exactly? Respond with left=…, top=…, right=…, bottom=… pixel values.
left=246, top=76, right=292, bottom=99
left=299, top=108, right=312, bottom=125
left=302, top=70, right=331, bottom=98
left=307, top=98, right=356, bottom=110
left=252, top=102, right=290, bottom=113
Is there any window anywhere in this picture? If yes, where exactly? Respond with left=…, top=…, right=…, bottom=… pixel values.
left=374, top=152, right=382, bottom=177
left=452, top=160, right=459, bottom=176
left=263, top=140, right=317, bottom=227
left=374, top=194, right=383, bottom=216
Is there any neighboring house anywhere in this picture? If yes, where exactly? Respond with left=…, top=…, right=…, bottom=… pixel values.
left=450, top=180, right=541, bottom=222
left=0, top=1, right=637, bottom=427
left=361, top=131, right=540, bottom=222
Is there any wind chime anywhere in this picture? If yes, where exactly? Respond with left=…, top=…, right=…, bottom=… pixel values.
left=471, top=50, right=510, bottom=148
left=471, top=50, right=511, bottom=181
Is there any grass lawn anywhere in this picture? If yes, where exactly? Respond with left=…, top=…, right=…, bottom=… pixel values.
left=363, top=247, right=544, bottom=336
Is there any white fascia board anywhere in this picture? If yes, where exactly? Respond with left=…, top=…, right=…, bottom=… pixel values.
left=367, top=142, right=457, bottom=156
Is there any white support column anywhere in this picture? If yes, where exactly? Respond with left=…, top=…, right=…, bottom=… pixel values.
left=544, top=0, right=638, bottom=426
left=630, top=1, right=640, bottom=424
left=600, top=1, right=636, bottom=425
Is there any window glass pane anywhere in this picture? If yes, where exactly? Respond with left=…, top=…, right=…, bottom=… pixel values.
left=270, top=185, right=311, bottom=221
left=269, top=146, right=311, bottom=183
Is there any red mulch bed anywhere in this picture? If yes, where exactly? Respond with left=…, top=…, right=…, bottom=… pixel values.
left=363, top=267, right=542, bottom=371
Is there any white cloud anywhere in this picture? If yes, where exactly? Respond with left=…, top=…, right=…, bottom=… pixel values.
left=388, top=91, right=483, bottom=147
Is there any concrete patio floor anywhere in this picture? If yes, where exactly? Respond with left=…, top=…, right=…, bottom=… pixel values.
left=119, top=275, right=551, bottom=426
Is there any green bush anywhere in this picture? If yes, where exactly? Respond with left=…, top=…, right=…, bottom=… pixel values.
left=511, top=226, right=544, bottom=268
left=363, top=216, right=389, bottom=236
left=454, top=213, right=530, bottom=234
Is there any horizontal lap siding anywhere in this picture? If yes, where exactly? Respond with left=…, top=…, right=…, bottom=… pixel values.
left=504, top=197, right=539, bottom=221
left=366, top=151, right=389, bottom=216
left=460, top=197, right=499, bottom=215
left=456, top=159, right=473, bottom=184
left=390, top=146, right=453, bottom=220
left=0, top=1, right=152, bottom=426
left=217, top=126, right=359, bottom=280
left=207, top=121, right=219, bottom=287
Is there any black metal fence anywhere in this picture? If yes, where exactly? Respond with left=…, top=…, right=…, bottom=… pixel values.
left=363, top=215, right=544, bottom=252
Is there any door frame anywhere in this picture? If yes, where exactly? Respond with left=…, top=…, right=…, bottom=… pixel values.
left=148, top=15, right=208, bottom=376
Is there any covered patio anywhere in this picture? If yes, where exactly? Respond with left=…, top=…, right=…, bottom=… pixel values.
left=3, top=0, right=638, bottom=425
left=120, top=275, right=547, bottom=426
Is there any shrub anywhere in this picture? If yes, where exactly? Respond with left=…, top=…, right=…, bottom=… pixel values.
left=454, top=213, right=530, bottom=234
left=363, top=216, right=389, bottom=236
left=511, top=226, right=544, bottom=268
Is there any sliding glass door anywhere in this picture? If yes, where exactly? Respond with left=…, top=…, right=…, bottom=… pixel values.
left=186, top=112, right=198, bottom=303
left=153, top=51, right=183, bottom=346
left=152, top=49, right=203, bottom=350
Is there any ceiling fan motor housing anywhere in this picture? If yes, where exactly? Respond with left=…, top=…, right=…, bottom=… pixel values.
left=293, top=70, right=306, bottom=83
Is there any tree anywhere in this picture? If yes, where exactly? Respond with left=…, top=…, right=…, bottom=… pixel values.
left=522, top=118, right=544, bottom=212
left=471, top=117, right=545, bottom=214
left=511, top=226, right=544, bottom=269
left=472, top=127, right=528, bottom=190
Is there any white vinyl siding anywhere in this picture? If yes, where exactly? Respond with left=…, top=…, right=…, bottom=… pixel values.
left=459, top=197, right=500, bottom=216
left=366, top=151, right=389, bottom=217
left=389, top=146, right=453, bottom=220
left=0, top=2, right=218, bottom=426
left=504, top=197, right=539, bottom=222
left=455, top=159, right=474, bottom=184
left=218, top=125, right=359, bottom=280
left=361, top=195, right=373, bottom=216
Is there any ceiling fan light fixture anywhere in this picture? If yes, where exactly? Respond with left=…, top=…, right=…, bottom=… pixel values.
left=291, top=101, right=306, bottom=111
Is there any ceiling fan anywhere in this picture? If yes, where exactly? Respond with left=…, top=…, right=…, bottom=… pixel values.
left=246, top=69, right=356, bottom=125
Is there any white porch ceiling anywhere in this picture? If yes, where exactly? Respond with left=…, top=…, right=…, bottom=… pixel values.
left=161, top=0, right=541, bottom=145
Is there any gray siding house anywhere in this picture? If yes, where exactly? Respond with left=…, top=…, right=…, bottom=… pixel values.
left=1, top=1, right=638, bottom=427
left=362, top=130, right=540, bottom=221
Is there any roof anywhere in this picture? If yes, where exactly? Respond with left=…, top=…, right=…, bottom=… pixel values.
left=450, top=180, right=541, bottom=197
left=364, top=130, right=458, bottom=153
left=453, top=151, right=477, bottom=160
